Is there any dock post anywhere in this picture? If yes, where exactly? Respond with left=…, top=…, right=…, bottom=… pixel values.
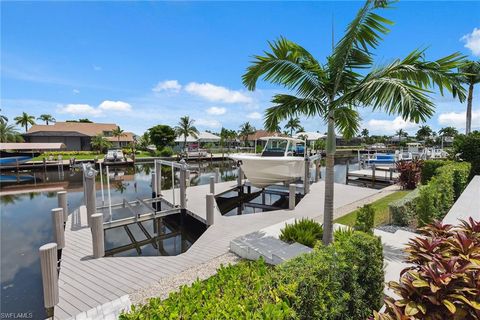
left=84, top=165, right=97, bottom=226
left=389, top=167, right=393, bottom=182
left=371, top=164, right=376, bottom=188
left=39, top=243, right=59, bottom=310
left=345, top=159, right=350, bottom=185
left=289, top=184, right=296, bottom=210
left=57, top=191, right=68, bottom=225
left=209, top=176, right=215, bottom=194
left=214, top=167, right=220, bottom=183
left=51, top=208, right=65, bottom=249
left=186, top=169, right=191, bottom=187
left=155, top=160, right=162, bottom=196
left=304, top=158, right=310, bottom=194
left=206, top=193, right=214, bottom=226
left=314, top=160, right=319, bottom=183
left=151, top=172, right=157, bottom=210
left=237, top=166, right=243, bottom=187
left=180, top=169, right=187, bottom=210
left=91, top=213, right=105, bottom=258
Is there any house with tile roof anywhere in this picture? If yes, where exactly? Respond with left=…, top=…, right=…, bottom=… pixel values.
left=23, top=122, right=135, bottom=151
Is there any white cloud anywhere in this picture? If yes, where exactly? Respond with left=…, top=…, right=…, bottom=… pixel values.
left=367, top=116, right=417, bottom=134
left=59, top=104, right=102, bottom=116
left=185, top=82, right=252, bottom=103
left=206, top=106, right=226, bottom=115
left=72, top=89, right=80, bottom=94
left=196, top=118, right=222, bottom=128
left=98, top=100, right=132, bottom=112
left=152, top=80, right=182, bottom=92
left=438, top=110, right=480, bottom=129
left=461, top=28, right=480, bottom=56
left=247, top=112, right=262, bottom=120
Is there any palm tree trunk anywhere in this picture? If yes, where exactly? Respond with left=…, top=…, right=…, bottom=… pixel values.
left=25, top=124, right=28, bottom=132
left=322, top=110, right=336, bottom=245
left=466, top=83, right=473, bottom=134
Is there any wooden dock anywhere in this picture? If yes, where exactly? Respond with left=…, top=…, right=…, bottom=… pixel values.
left=55, top=180, right=379, bottom=319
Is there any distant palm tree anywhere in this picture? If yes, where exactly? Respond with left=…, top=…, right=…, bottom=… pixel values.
left=459, top=60, right=480, bottom=134
left=220, top=128, right=237, bottom=154
left=438, top=126, right=458, bottom=138
left=112, top=126, right=126, bottom=147
left=0, top=109, right=8, bottom=125
left=361, top=128, right=369, bottom=140
left=395, top=129, right=408, bottom=143
left=37, top=114, right=56, bottom=125
left=242, top=1, right=465, bottom=244
left=175, top=116, right=199, bottom=150
left=0, top=122, right=24, bottom=142
left=239, top=122, right=255, bottom=147
left=284, top=117, right=302, bottom=136
left=90, top=134, right=112, bottom=153
left=296, top=126, right=305, bottom=134
left=14, top=112, right=35, bottom=132
left=416, top=125, right=433, bottom=141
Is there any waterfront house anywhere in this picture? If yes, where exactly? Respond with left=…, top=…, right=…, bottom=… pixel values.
left=23, top=122, right=135, bottom=151
left=174, top=131, right=221, bottom=151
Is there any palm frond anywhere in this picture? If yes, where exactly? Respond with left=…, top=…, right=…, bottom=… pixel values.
left=330, top=106, right=361, bottom=139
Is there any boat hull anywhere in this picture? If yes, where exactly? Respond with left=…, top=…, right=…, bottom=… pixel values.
left=229, top=154, right=305, bottom=188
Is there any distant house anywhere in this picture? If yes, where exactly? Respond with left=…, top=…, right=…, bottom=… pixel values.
left=245, top=130, right=287, bottom=147
left=23, top=122, right=135, bottom=151
left=174, top=131, right=221, bottom=151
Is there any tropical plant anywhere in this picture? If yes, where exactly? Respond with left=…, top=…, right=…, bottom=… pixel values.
left=0, top=108, right=8, bottom=124
left=90, top=134, right=112, bottom=153
left=37, top=114, right=56, bottom=125
left=14, top=112, right=36, bottom=132
left=374, top=219, right=480, bottom=320
left=284, top=117, right=302, bottom=136
left=148, top=125, right=176, bottom=151
left=242, top=0, right=465, bottom=244
left=175, top=116, right=199, bottom=150
left=416, top=125, right=433, bottom=141
left=453, top=131, right=480, bottom=177
left=0, top=122, right=24, bottom=142
left=438, top=126, right=458, bottom=138
left=137, top=132, right=152, bottom=150
left=396, top=159, right=424, bottom=190
left=361, top=128, right=369, bottom=141
left=220, top=127, right=237, bottom=154
left=66, top=118, right=93, bottom=123
left=354, top=204, right=375, bottom=234
left=239, top=122, right=255, bottom=147
left=459, top=60, right=480, bottom=134
left=395, top=129, right=408, bottom=143
left=112, top=126, right=126, bottom=146
left=279, top=218, right=323, bottom=248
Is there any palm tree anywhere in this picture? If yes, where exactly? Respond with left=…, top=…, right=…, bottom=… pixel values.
left=459, top=60, right=480, bottom=134
left=112, top=126, right=126, bottom=148
left=90, top=134, right=112, bottom=153
left=361, top=128, right=369, bottom=142
left=14, top=112, right=36, bottom=132
left=175, top=116, right=199, bottom=150
left=239, top=122, right=256, bottom=147
left=0, top=122, right=24, bottom=142
left=242, top=0, right=465, bottom=244
left=416, top=125, right=433, bottom=141
left=37, top=114, right=56, bottom=125
left=395, top=129, right=408, bottom=143
left=438, top=126, right=458, bottom=138
left=0, top=109, right=8, bottom=125
left=284, top=117, right=302, bottom=136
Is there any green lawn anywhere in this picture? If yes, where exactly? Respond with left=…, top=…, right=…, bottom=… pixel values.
left=334, top=190, right=411, bottom=227
left=31, top=153, right=102, bottom=161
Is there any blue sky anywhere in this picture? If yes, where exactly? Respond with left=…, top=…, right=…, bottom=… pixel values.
left=1, top=1, right=479, bottom=136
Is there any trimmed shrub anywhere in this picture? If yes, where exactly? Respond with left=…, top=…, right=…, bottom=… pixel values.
left=388, top=189, right=420, bottom=227
left=396, top=160, right=423, bottom=190
left=438, top=162, right=471, bottom=201
left=279, top=218, right=323, bottom=248
left=158, top=146, right=174, bottom=157
left=374, top=219, right=480, bottom=320
left=354, top=204, right=375, bottom=234
left=421, top=159, right=450, bottom=184
left=452, top=131, right=480, bottom=178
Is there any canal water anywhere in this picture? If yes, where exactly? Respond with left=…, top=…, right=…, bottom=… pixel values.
left=0, top=158, right=359, bottom=318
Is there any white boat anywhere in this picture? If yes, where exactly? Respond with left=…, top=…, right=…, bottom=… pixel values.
left=229, top=137, right=306, bottom=188
left=104, top=149, right=125, bottom=162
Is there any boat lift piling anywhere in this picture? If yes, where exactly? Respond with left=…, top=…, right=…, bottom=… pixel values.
left=57, top=191, right=68, bottom=226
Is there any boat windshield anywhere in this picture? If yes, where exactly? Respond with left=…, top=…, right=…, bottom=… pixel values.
left=261, top=139, right=288, bottom=156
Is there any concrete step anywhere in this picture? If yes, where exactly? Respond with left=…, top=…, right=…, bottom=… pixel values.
left=271, top=242, right=313, bottom=265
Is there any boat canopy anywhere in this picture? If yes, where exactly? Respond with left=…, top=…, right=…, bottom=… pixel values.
left=0, top=142, right=66, bottom=151
left=259, top=136, right=306, bottom=144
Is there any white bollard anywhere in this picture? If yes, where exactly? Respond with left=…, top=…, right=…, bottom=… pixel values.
left=39, top=243, right=59, bottom=309
left=91, top=213, right=105, bottom=258
left=57, top=191, right=68, bottom=224
left=214, top=167, right=220, bottom=183
left=51, top=208, right=65, bottom=249
left=209, top=176, right=215, bottom=194
left=289, top=184, right=296, bottom=210
left=206, top=193, right=215, bottom=226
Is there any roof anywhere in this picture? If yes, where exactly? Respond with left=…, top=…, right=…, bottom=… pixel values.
left=0, top=142, right=66, bottom=151
left=246, top=130, right=286, bottom=141
left=294, top=132, right=326, bottom=141
left=25, top=122, right=134, bottom=141
left=175, top=131, right=220, bottom=143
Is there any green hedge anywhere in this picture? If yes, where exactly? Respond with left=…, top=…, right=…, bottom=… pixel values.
left=388, top=189, right=420, bottom=227
left=420, top=160, right=451, bottom=184
left=121, top=232, right=384, bottom=320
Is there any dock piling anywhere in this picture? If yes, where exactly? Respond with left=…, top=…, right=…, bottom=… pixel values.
left=186, top=170, right=191, bottom=187
left=91, top=213, right=105, bottom=258
left=371, top=164, right=376, bottom=188
left=237, top=166, right=243, bottom=187
left=51, top=208, right=65, bottom=249
left=345, top=159, right=350, bottom=185
left=289, top=184, right=296, bottom=210
left=39, top=243, right=59, bottom=309
left=214, top=167, right=220, bottom=183
left=57, top=191, right=68, bottom=225
left=83, top=164, right=97, bottom=226
left=155, top=161, right=162, bottom=196
left=314, top=160, right=320, bottom=183
left=180, top=168, right=187, bottom=210
left=304, top=158, right=310, bottom=194
left=209, top=176, right=215, bottom=194
left=206, top=193, right=215, bottom=226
